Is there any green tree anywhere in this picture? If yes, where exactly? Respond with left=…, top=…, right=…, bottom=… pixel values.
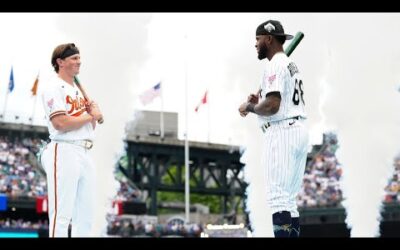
left=158, top=164, right=222, bottom=213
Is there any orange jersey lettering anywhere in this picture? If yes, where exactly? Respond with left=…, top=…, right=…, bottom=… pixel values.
left=66, top=95, right=87, bottom=116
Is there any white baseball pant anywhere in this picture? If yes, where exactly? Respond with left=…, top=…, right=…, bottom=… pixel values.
left=41, top=141, right=96, bottom=237
left=261, top=118, right=308, bottom=217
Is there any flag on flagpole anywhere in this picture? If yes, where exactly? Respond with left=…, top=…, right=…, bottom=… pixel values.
left=31, top=74, right=39, bottom=96
left=139, top=82, right=161, bottom=105
left=195, top=90, right=208, bottom=112
left=8, top=67, right=14, bottom=93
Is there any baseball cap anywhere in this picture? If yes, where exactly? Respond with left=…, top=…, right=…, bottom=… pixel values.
left=256, top=20, right=293, bottom=40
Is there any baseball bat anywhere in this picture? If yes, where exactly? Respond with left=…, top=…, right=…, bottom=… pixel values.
left=74, top=76, right=104, bottom=124
left=284, top=32, right=304, bottom=57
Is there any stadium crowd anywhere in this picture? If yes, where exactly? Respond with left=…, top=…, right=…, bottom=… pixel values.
left=297, top=133, right=343, bottom=208
left=0, top=136, right=46, bottom=197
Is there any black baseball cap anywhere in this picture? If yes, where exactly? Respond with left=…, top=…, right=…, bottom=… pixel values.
left=256, top=20, right=293, bottom=40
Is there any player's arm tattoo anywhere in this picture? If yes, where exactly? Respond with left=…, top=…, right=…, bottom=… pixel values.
left=246, top=103, right=256, bottom=113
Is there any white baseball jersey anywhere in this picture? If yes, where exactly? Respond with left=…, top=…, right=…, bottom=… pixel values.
left=258, top=51, right=306, bottom=126
left=41, top=76, right=94, bottom=141
left=257, top=52, right=309, bottom=218
left=40, top=76, right=96, bottom=237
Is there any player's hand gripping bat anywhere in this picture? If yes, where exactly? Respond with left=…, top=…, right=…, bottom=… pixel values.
left=74, top=76, right=104, bottom=124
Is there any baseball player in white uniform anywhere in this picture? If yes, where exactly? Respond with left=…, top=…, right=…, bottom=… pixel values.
left=40, top=43, right=103, bottom=237
left=239, top=20, right=308, bottom=237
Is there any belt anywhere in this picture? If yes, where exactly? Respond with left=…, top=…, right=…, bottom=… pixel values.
left=261, top=116, right=301, bottom=133
left=52, top=139, right=94, bottom=150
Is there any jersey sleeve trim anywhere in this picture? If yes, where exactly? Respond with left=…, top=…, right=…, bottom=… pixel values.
left=49, top=110, right=67, bottom=120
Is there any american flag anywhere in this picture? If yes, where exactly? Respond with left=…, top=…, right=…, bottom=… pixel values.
left=139, top=82, right=161, bottom=105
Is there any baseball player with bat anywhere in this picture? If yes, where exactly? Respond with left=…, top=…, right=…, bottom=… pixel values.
left=40, top=43, right=103, bottom=237
left=238, top=20, right=308, bottom=237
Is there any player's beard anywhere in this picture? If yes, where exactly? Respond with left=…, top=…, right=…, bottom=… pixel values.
left=258, top=44, right=268, bottom=60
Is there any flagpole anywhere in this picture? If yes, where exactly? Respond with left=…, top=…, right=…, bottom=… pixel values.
left=31, top=95, right=37, bottom=124
left=2, top=66, right=13, bottom=121
left=2, top=92, right=9, bottom=121
left=184, top=33, right=190, bottom=224
left=160, top=81, right=164, bottom=140
left=30, top=72, right=39, bottom=124
left=207, top=90, right=210, bottom=144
